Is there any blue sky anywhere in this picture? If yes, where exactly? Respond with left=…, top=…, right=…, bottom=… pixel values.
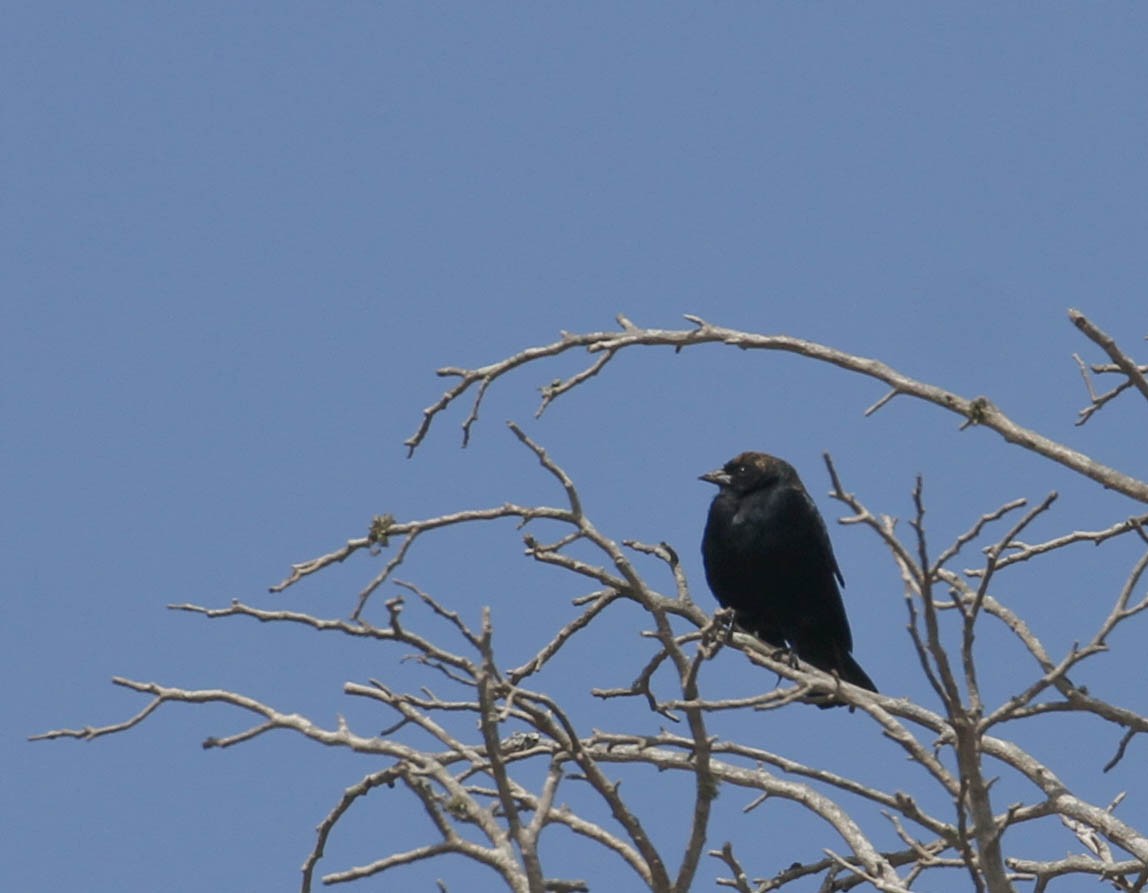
left=7, top=5, right=1148, bottom=891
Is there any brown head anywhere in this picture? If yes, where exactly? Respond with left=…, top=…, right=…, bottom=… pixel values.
left=699, top=451, right=801, bottom=495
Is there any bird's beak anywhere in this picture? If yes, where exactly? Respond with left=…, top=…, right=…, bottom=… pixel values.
left=699, top=468, right=731, bottom=487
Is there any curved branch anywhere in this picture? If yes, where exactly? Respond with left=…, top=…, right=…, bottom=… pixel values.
left=407, top=314, right=1148, bottom=503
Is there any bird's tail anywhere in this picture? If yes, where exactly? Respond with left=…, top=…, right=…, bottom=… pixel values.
left=802, top=648, right=877, bottom=709
left=837, top=653, right=877, bottom=694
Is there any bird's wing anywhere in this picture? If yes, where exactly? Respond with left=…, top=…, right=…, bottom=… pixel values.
left=804, top=489, right=846, bottom=588
left=793, top=486, right=853, bottom=648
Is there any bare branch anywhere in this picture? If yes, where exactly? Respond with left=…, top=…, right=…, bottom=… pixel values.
left=710, top=842, right=753, bottom=893
left=270, top=502, right=576, bottom=598
left=30, top=686, right=165, bottom=742
left=1007, top=855, right=1147, bottom=891
left=1069, top=309, right=1148, bottom=404
left=507, top=589, right=623, bottom=684
left=624, top=539, right=691, bottom=604
left=932, top=497, right=1029, bottom=573
left=508, top=420, right=583, bottom=517
left=968, top=511, right=1148, bottom=574
left=1073, top=353, right=1141, bottom=426
left=1104, top=729, right=1140, bottom=774
left=302, top=767, right=401, bottom=893
left=537, top=348, right=617, bottom=417
left=405, top=316, right=1148, bottom=503
left=39, top=313, right=1148, bottom=892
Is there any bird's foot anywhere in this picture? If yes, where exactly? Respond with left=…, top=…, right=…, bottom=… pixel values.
left=768, top=646, right=799, bottom=670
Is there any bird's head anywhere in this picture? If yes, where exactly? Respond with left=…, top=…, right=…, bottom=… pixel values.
left=699, top=451, right=799, bottom=495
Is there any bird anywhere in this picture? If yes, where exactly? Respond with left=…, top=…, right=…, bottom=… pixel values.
left=700, top=451, right=876, bottom=704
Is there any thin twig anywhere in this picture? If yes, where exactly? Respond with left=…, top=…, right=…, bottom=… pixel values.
left=1069, top=309, right=1148, bottom=403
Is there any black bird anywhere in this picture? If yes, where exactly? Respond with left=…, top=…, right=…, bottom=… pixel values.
left=700, top=451, right=876, bottom=702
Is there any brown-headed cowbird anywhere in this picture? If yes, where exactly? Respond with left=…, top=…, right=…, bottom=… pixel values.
left=700, top=451, right=876, bottom=703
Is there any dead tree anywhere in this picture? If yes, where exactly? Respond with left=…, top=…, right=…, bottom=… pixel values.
left=35, top=310, right=1148, bottom=893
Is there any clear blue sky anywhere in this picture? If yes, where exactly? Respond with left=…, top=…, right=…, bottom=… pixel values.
left=7, top=5, right=1148, bottom=891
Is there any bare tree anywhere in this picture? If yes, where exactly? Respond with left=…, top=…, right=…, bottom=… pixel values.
left=34, top=311, right=1148, bottom=892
